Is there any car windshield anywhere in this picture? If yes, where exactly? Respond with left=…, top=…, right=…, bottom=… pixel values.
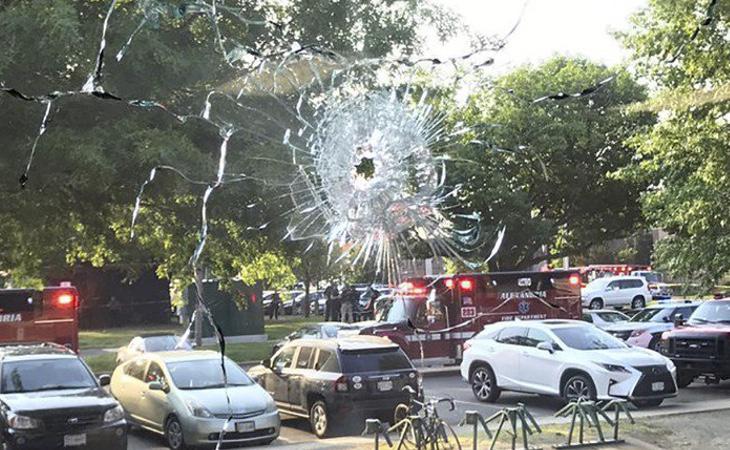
left=1, top=358, right=97, bottom=393
left=375, top=296, right=418, bottom=323
left=144, top=336, right=188, bottom=351
left=689, top=301, right=730, bottom=324
left=596, top=312, right=628, bottom=323
left=553, top=327, right=627, bottom=350
left=167, top=358, right=254, bottom=390
left=339, top=349, right=412, bottom=373
left=631, top=308, right=670, bottom=323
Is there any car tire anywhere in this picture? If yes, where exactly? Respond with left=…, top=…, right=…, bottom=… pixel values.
left=589, top=298, right=603, bottom=310
left=562, top=374, right=597, bottom=402
left=631, top=296, right=646, bottom=309
left=677, top=372, right=695, bottom=388
left=648, top=336, right=662, bottom=352
left=633, top=398, right=663, bottom=408
left=470, top=364, right=501, bottom=403
left=165, top=416, right=188, bottom=450
left=310, top=400, right=330, bottom=438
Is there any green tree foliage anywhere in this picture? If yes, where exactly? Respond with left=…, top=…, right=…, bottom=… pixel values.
left=449, top=57, right=651, bottom=270
left=0, top=0, right=437, bottom=287
left=621, top=0, right=730, bottom=288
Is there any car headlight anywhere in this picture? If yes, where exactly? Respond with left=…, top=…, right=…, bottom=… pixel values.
left=630, top=330, right=645, bottom=338
left=186, top=399, right=214, bottom=418
left=596, top=363, right=631, bottom=373
left=265, top=399, right=277, bottom=414
left=103, top=405, right=125, bottom=423
left=8, top=414, right=41, bottom=430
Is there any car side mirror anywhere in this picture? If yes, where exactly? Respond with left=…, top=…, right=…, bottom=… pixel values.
left=148, top=381, right=164, bottom=392
left=261, top=358, right=271, bottom=369
left=673, top=313, right=685, bottom=327
left=98, top=374, right=111, bottom=386
left=536, top=342, right=555, bottom=354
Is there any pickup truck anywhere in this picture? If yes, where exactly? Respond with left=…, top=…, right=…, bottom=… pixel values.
left=659, top=299, right=730, bottom=387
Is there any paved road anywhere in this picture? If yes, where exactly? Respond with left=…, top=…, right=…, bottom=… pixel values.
left=129, top=373, right=730, bottom=449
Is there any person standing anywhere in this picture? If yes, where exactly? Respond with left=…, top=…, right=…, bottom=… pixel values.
left=269, top=291, right=281, bottom=320
left=323, top=282, right=339, bottom=321
left=340, top=285, right=355, bottom=323
left=362, top=285, right=380, bottom=321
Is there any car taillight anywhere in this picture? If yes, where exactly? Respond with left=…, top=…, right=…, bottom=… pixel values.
left=55, top=293, right=75, bottom=307
left=444, top=279, right=454, bottom=289
left=459, top=279, right=474, bottom=290
left=335, top=376, right=349, bottom=392
left=569, top=274, right=580, bottom=286
left=463, top=340, right=472, bottom=352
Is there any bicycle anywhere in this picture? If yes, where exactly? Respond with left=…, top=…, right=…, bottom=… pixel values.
left=388, top=386, right=462, bottom=450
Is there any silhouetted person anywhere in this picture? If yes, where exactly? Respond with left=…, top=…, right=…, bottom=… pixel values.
left=324, top=282, right=339, bottom=321
left=340, top=285, right=357, bottom=323
left=269, top=291, right=281, bottom=320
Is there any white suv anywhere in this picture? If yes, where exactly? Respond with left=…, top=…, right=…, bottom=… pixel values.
left=460, top=320, right=677, bottom=407
left=581, top=276, right=651, bottom=310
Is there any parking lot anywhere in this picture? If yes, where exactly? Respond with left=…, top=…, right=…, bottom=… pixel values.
left=129, top=372, right=730, bottom=449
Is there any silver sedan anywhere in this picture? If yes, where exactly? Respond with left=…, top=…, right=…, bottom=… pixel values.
left=110, top=351, right=279, bottom=449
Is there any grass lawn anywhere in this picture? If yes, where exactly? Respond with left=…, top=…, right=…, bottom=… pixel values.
left=79, top=324, right=182, bottom=349
left=82, top=316, right=321, bottom=373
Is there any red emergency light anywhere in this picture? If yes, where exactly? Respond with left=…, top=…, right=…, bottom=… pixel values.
left=444, top=279, right=454, bottom=289
left=55, top=293, right=75, bottom=307
left=459, top=279, right=474, bottom=291
left=569, top=274, right=581, bottom=286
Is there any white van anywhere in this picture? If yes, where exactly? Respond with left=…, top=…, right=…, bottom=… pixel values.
left=581, top=276, right=651, bottom=310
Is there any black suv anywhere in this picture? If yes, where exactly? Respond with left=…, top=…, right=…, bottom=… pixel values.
left=0, top=343, right=127, bottom=449
left=248, top=336, right=420, bottom=438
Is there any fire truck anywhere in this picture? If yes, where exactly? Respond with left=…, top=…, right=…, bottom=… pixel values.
left=0, top=284, right=80, bottom=351
left=359, top=271, right=581, bottom=364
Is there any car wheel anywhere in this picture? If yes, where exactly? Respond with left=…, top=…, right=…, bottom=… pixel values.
left=310, top=400, right=330, bottom=438
left=677, top=372, right=695, bottom=388
left=470, top=365, right=501, bottom=403
left=563, top=374, right=596, bottom=402
left=589, top=299, right=603, bottom=310
left=631, top=296, right=646, bottom=309
left=165, top=416, right=187, bottom=450
left=633, top=398, right=663, bottom=408
left=648, top=337, right=662, bottom=352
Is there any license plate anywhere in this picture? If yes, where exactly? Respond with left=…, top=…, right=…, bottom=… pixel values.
left=652, top=381, right=665, bottom=392
left=235, top=421, right=255, bottom=433
left=64, top=434, right=86, bottom=447
left=377, top=380, right=393, bottom=391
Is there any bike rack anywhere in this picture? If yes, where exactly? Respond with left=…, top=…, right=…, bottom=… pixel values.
left=460, top=403, right=542, bottom=450
left=553, top=399, right=634, bottom=448
left=362, top=418, right=393, bottom=450
left=459, top=410, right=492, bottom=450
